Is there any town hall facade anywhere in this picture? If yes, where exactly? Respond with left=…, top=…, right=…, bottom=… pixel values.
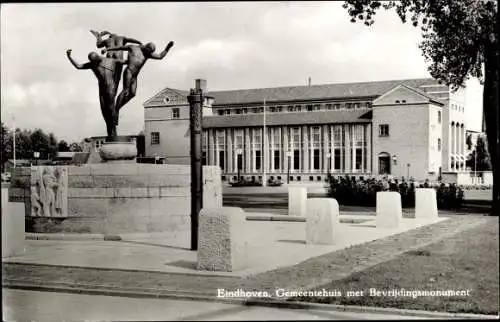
left=143, top=78, right=468, bottom=182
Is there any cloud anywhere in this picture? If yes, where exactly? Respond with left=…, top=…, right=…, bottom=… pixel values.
left=0, top=2, right=483, bottom=142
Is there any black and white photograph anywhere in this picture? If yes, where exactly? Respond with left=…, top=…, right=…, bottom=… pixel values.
left=1, top=1, right=499, bottom=321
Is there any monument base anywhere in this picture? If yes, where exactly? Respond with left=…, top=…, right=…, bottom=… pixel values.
left=9, top=164, right=223, bottom=235
left=99, top=136, right=137, bottom=162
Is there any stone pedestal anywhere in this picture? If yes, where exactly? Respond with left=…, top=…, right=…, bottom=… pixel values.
left=288, top=186, right=307, bottom=217
left=415, top=188, right=438, bottom=220
left=306, top=198, right=340, bottom=245
left=376, top=192, right=402, bottom=228
left=99, top=138, right=137, bottom=162
left=197, top=207, right=246, bottom=272
left=2, top=188, right=25, bottom=258
left=9, top=165, right=223, bottom=235
left=99, top=141, right=137, bottom=161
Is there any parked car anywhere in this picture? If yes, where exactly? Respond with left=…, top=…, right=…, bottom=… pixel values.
left=1, top=172, right=11, bottom=182
left=229, top=177, right=263, bottom=187
left=267, top=178, right=283, bottom=187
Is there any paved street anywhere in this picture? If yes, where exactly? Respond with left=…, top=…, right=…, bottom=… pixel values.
left=2, top=289, right=435, bottom=321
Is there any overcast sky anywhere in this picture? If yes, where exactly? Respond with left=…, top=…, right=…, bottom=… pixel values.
left=1, top=2, right=483, bottom=143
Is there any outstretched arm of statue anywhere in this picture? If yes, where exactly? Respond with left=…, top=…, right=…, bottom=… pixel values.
left=150, top=41, right=174, bottom=60
left=66, top=49, right=92, bottom=70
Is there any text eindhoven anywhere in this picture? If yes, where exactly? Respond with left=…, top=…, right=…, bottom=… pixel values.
left=217, top=288, right=342, bottom=298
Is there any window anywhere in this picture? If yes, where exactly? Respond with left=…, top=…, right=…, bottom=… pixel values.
left=379, top=124, right=389, bottom=137
left=334, top=104, right=341, bottom=110
left=151, top=132, right=160, bottom=145
left=313, top=149, right=320, bottom=170
left=274, top=150, right=280, bottom=170
left=353, top=103, right=360, bottom=109
left=366, top=102, right=372, bottom=108
left=316, top=176, right=322, bottom=181
left=242, top=108, right=248, bottom=114
left=306, top=105, right=313, bottom=112
left=438, top=111, right=441, bottom=124
left=235, top=109, right=242, bottom=114
left=309, top=176, right=314, bottom=181
left=288, top=105, right=294, bottom=112
left=395, top=100, right=400, bottom=104
left=225, top=109, right=231, bottom=115
left=401, top=100, right=406, bottom=104
left=312, top=127, right=320, bottom=144
left=334, top=148, right=341, bottom=170
left=437, top=138, right=441, bottom=151
left=355, top=148, right=363, bottom=170
left=293, top=150, right=300, bottom=170
left=219, top=151, right=225, bottom=171
left=294, top=105, right=302, bottom=112
left=313, top=104, right=321, bottom=111
left=218, top=110, right=224, bottom=116
left=255, top=150, right=261, bottom=170
left=172, top=108, right=180, bottom=119
left=202, top=151, right=207, bottom=165
left=326, top=104, right=333, bottom=110
left=346, top=103, right=353, bottom=109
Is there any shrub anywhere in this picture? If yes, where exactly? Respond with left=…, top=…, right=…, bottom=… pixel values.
left=327, top=175, right=463, bottom=209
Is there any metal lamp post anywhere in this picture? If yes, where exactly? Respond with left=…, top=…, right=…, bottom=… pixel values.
left=286, top=150, right=291, bottom=184
left=236, top=148, right=242, bottom=181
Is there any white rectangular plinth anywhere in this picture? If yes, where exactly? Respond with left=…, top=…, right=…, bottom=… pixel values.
left=288, top=186, right=307, bottom=217
left=197, top=207, right=246, bottom=272
left=376, top=192, right=402, bottom=229
left=2, top=199, right=25, bottom=258
left=306, top=198, right=340, bottom=245
left=415, top=188, right=438, bottom=220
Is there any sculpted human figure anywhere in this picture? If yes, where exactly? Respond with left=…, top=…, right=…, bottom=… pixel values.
left=31, top=185, right=42, bottom=217
left=66, top=49, right=126, bottom=138
left=106, top=41, right=174, bottom=111
left=42, top=168, right=58, bottom=217
left=90, top=30, right=143, bottom=60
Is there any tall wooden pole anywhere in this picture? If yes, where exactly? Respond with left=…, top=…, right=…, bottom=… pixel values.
left=187, top=79, right=205, bottom=251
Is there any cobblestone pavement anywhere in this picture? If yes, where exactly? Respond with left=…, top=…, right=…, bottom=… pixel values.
left=2, top=216, right=487, bottom=300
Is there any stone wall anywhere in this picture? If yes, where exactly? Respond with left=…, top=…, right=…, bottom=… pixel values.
left=8, top=164, right=222, bottom=234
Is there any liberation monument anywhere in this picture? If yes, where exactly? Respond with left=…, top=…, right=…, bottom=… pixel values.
left=66, top=30, right=174, bottom=161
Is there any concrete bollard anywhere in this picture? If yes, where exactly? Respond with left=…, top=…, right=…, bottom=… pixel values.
left=376, top=192, right=402, bottom=229
left=288, top=186, right=307, bottom=217
left=197, top=207, right=246, bottom=272
left=306, top=198, right=340, bottom=245
left=2, top=188, right=25, bottom=258
left=415, top=188, right=438, bottom=220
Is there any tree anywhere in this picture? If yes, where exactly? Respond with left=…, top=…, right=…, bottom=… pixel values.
left=69, top=142, right=83, bottom=152
left=468, top=135, right=492, bottom=171
left=466, top=133, right=473, bottom=151
left=1, top=122, right=13, bottom=171
left=343, top=0, right=499, bottom=215
left=57, top=140, right=70, bottom=152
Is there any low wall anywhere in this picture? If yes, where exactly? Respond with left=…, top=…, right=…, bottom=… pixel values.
left=8, top=164, right=222, bottom=234
left=442, top=171, right=493, bottom=186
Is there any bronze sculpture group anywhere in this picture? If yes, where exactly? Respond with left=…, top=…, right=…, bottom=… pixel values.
left=67, top=30, right=174, bottom=139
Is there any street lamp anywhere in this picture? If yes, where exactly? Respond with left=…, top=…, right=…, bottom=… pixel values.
left=286, top=150, right=291, bottom=184
left=236, top=148, right=243, bottom=181
left=33, top=151, right=40, bottom=166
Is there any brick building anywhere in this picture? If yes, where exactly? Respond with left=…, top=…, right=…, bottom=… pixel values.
left=143, top=78, right=468, bottom=182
